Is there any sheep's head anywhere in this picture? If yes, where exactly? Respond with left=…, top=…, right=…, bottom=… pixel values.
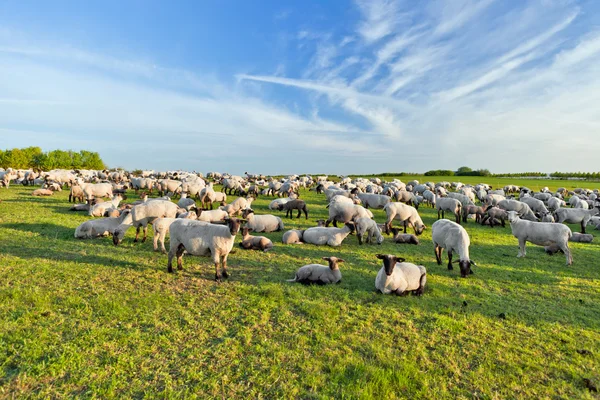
left=507, top=211, right=519, bottom=223
left=415, top=223, right=426, bottom=236
left=455, top=259, right=476, bottom=278
left=112, top=228, right=126, bottom=246
left=345, top=222, right=356, bottom=235
left=241, top=208, right=255, bottom=218
left=322, top=256, right=344, bottom=270
left=315, top=219, right=326, bottom=227
left=376, top=254, right=406, bottom=276
left=226, top=218, right=242, bottom=235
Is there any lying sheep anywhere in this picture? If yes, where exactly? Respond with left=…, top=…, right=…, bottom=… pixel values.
left=570, top=232, right=594, bottom=243
left=268, top=194, right=297, bottom=210
left=242, top=208, right=284, bottom=233
left=221, top=196, right=254, bottom=216
left=167, top=218, right=242, bottom=280
left=89, top=194, right=124, bottom=217
left=507, top=211, right=572, bottom=265
left=354, top=217, right=384, bottom=245
left=32, top=189, right=54, bottom=196
left=282, top=229, right=305, bottom=244
left=383, top=202, right=426, bottom=235
left=389, top=228, right=419, bottom=245
left=239, top=227, right=274, bottom=252
left=277, top=199, right=308, bottom=219
left=302, top=223, right=355, bottom=246
left=74, top=210, right=132, bottom=239
left=286, top=257, right=344, bottom=285
left=374, top=254, right=426, bottom=296
left=432, top=219, right=475, bottom=277
left=196, top=208, right=228, bottom=223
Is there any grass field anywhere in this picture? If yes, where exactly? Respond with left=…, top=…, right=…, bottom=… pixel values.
left=1, top=176, right=599, bottom=399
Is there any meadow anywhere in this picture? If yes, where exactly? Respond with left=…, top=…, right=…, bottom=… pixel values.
left=0, top=175, right=599, bottom=399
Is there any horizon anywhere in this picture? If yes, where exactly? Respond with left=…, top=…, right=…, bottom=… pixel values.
left=1, top=1, right=599, bottom=174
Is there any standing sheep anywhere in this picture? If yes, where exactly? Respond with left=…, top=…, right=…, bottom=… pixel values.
left=277, top=199, right=308, bottom=219
left=432, top=219, right=475, bottom=277
left=354, top=217, right=384, bottom=245
left=383, top=202, right=426, bottom=235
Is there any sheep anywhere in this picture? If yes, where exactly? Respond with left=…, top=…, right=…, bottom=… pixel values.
left=465, top=204, right=485, bottom=223
left=422, top=190, right=436, bottom=208
left=354, top=217, right=384, bottom=245
left=167, top=217, right=242, bottom=281
left=446, top=192, right=472, bottom=222
left=151, top=217, right=184, bottom=253
left=302, top=223, right=355, bottom=246
left=435, top=196, right=462, bottom=224
left=177, top=193, right=196, bottom=211
left=88, top=194, right=124, bottom=217
left=554, top=207, right=599, bottom=234
left=327, top=194, right=360, bottom=207
left=480, top=206, right=508, bottom=228
left=113, top=200, right=179, bottom=245
left=389, top=228, right=419, bottom=245
left=282, top=229, right=305, bottom=244
left=74, top=210, right=132, bottom=239
left=196, top=208, right=229, bottom=223
left=31, top=189, right=54, bottom=196
left=69, top=185, right=85, bottom=203
left=286, top=257, right=344, bottom=285
left=81, top=182, right=113, bottom=201
left=547, top=197, right=565, bottom=212
left=199, top=184, right=219, bottom=209
left=374, top=254, right=426, bottom=296
left=570, top=232, right=594, bottom=243
left=268, top=194, right=297, bottom=210
left=394, top=190, right=420, bottom=209
left=507, top=211, right=572, bottom=265
left=384, top=202, right=426, bottom=235
left=485, top=194, right=505, bottom=207
left=239, top=227, right=274, bottom=252
left=432, top=219, right=475, bottom=277
left=277, top=199, right=308, bottom=219
left=520, top=196, right=549, bottom=216
left=70, top=203, right=91, bottom=212
left=351, top=191, right=391, bottom=209
left=241, top=208, right=284, bottom=233
left=221, top=196, right=254, bottom=216
left=326, top=202, right=372, bottom=227
left=157, top=179, right=182, bottom=197
left=498, top=199, right=538, bottom=221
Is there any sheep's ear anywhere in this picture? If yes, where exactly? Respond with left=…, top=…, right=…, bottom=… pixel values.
left=322, top=257, right=330, bottom=261
left=470, top=260, right=477, bottom=266
left=396, top=257, right=406, bottom=263
left=337, top=259, right=345, bottom=263
left=375, top=254, right=385, bottom=259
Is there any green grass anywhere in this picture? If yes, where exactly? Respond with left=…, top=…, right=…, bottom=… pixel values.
left=1, top=178, right=599, bottom=399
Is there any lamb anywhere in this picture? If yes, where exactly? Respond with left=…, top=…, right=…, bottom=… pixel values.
left=498, top=199, right=538, bottom=221
left=302, top=223, right=355, bottom=246
left=31, top=189, right=54, bottom=196
left=241, top=208, right=284, bottom=233
left=507, top=211, right=572, bottom=265
left=221, top=196, right=254, bottom=216
left=465, top=204, right=485, bottom=223
left=570, top=232, right=594, bottom=243
left=239, top=227, right=274, bottom=252
left=277, top=199, right=308, bottom=219
left=389, top=228, right=419, bottom=245
left=374, top=254, right=426, bottom=296
left=268, top=194, right=297, bottom=210
left=151, top=217, right=186, bottom=253
left=554, top=207, right=599, bottom=233
left=74, top=210, right=132, bottom=239
left=384, top=202, right=426, bottom=235
left=196, top=208, right=229, bottom=223
left=113, top=200, right=179, bottom=245
left=435, top=196, right=462, bottom=224
left=481, top=206, right=508, bottom=228
left=167, top=217, right=242, bottom=281
left=88, top=194, right=124, bottom=217
left=286, top=257, right=344, bottom=285
left=431, top=219, right=475, bottom=277
left=326, top=202, right=372, bottom=227
left=354, top=217, right=384, bottom=245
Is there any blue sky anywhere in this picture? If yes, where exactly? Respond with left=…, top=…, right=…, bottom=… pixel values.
left=1, top=0, right=600, bottom=174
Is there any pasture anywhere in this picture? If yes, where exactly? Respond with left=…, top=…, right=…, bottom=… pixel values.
left=0, top=176, right=599, bottom=399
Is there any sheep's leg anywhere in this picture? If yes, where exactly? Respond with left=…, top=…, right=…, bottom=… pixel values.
left=434, top=244, right=442, bottom=265
left=134, top=226, right=141, bottom=242
left=142, top=224, right=148, bottom=243
left=333, top=219, right=339, bottom=228
left=517, top=238, right=526, bottom=258
left=153, top=231, right=160, bottom=251
left=296, top=209, right=301, bottom=219
left=437, top=209, right=441, bottom=220
left=304, top=208, right=308, bottom=220
left=441, top=210, right=445, bottom=220
left=580, top=221, right=586, bottom=234
left=160, top=232, right=168, bottom=254
left=221, top=254, right=230, bottom=279
left=560, top=242, right=572, bottom=265
left=447, top=251, right=454, bottom=270
left=403, top=221, right=407, bottom=234
left=325, top=218, right=333, bottom=227
left=176, top=244, right=185, bottom=270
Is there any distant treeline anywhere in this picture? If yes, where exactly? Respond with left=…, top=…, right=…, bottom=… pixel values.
left=550, top=172, right=600, bottom=179
left=0, top=147, right=106, bottom=170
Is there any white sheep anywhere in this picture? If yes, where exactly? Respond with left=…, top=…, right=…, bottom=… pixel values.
left=74, top=210, right=132, bottom=239
left=88, top=194, right=124, bottom=217
left=354, top=217, right=384, bottom=245
left=554, top=208, right=599, bottom=234
left=374, top=254, right=426, bottom=296
left=167, top=218, right=242, bottom=281
left=177, top=193, right=196, bottom=211
left=431, top=219, right=475, bottom=277
left=286, top=257, right=344, bottom=285
left=435, top=196, right=462, bottom=224
left=196, top=208, right=229, bottom=223
left=239, top=227, right=274, bottom=252
left=302, top=223, right=355, bottom=246
left=383, top=202, right=426, bottom=235
left=282, top=229, right=305, bottom=244
left=507, top=211, right=572, bottom=265
left=326, top=202, right=372, bottom=227
left=113, top=200, right=179, bottom=245
left=351, top=192, right=391, bottom=209
left=241, top=209, right=284, bottom=233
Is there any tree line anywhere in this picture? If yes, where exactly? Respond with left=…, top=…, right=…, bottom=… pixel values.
left=0, top=147, right=106, bottom=170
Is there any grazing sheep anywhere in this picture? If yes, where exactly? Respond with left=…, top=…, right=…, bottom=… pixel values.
left=481, top=206, right=508, bottom=228
left=32, top=189, right=54, bottom=196
left=74, top=210, right=132, bottom=239
left=221, top=196, right=254, bottom=216
left=541, top=213, right=555, bottom=223
left=286, top=257, right=344, bottom=285
left=354, top=217, right=384, bottom=245
left=554, top=208, right=599, bottom=233
left=520, top=196, right=550, bottom=216
left=167, top=218, right=242, bottom=281
left=432, top=219, right=475, bottom=277
left=239, top=227, right=274, bottom=252
left=277, top=199, right=308, bottom=219
left=113, top=200, right=179, bottom=245
left=507, top=211, right=572, bottom=265
left=326, top=202, right=372, bottom=227
left=384, top=202, right=426, bottom=235
left=196, top=208, right=229, bottom=223
left=498, top=199, right=538, bottom=221
left=351, top=191, right=391, bottom=209
left=81, top=182, right=113, bottom=201
left=394, top=190, right=420, bottom=209
left=436, top=196, right=462, bottom=224
left=374, top=254, right=426, bottom=296
left=302, top=223, right=355, bottom=246
left=268, top=194, right=297, bottom=210
left=389, top=228, right=419, bottom=245
left=242, top=208, right=284, bottom=233
left=422, top=190, right=436, bottom=208
left=89, top=194, right=124, bottom=217
left=547, top=197, right=564, bottom=212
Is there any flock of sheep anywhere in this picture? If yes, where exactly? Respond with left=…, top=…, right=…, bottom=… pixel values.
left=1, top=167, right=598, bottom=295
